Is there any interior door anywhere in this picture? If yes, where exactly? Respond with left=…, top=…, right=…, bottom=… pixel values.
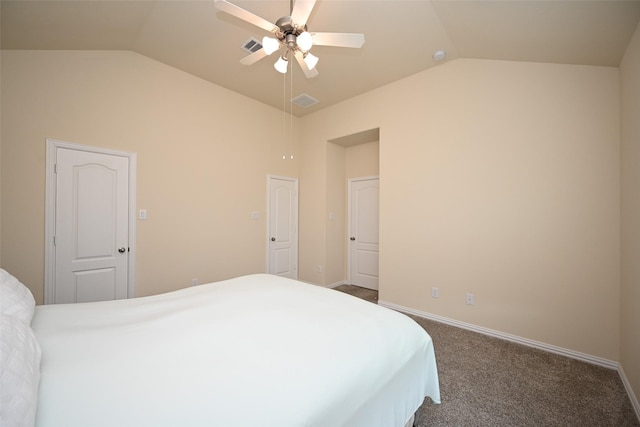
left=349, top=177, right=379, bottom=290
left=268, top=176, right=298, bottom=279
left=53, top=147, right=130, bottom=303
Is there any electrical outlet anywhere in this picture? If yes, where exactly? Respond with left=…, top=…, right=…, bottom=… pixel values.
left=431, top=287, right=439, bottom=298
left=466, top=293, right=474, bottom=305
left=191, top=278, right=199, bottom=286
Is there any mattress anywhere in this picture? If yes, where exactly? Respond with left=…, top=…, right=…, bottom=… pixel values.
left=32, top=274, right=440, bottom=426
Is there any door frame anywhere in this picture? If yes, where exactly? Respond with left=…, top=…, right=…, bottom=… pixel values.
left=347, top=176, right=379, bottom=286
left=44, top=139, right=137, bottom=304
left=266, top=174, right=299, bottom=279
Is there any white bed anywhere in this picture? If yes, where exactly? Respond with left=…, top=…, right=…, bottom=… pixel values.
left=1, top=271, right=440, bottom=427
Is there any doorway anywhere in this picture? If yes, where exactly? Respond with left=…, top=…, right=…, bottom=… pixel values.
left=267, top=175, right=298, bottom=279
left=326, top=129, right=380, bottom=288
left=348, top=177, right=379, bottom=290
left=45, top=139, right=136, bottom=304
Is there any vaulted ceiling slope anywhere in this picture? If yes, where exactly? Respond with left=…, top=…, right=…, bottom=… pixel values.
left=2, top=0, right=640, bottom=116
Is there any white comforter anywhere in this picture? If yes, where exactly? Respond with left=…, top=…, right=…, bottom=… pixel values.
left=32, top=274, right=440, bottom=427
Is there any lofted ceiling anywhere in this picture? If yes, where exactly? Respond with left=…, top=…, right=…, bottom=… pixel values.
left=2, top=0, right=640, bottom=117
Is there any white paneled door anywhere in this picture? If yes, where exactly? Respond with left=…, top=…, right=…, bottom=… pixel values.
left=268, top=176, right=298, bottom=279
left=52, top=146, right=132, bottom=303
left=349, top=177, right=379, bottom=290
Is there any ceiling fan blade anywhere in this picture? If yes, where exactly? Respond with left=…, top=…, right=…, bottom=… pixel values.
left=240, top=49, right=269, bottom=65
left=214, top=0, right=278, bottom=33
left=290, top=0, right=316, bottom=26
left=312, top=32, right=365, bottom=48
left=294, top=51, right=319, bottom=79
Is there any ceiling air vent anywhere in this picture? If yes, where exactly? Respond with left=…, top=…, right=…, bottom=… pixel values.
left=241, top=37, right=262, bottom=53
left=291, top=93, right=319, bottom=108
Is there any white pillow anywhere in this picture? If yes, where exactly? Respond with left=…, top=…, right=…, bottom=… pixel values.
left=0, top=314, right=42, bottom=427
left=0, top=269, right=36, bottom=324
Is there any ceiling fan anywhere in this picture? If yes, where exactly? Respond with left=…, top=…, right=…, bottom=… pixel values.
left=214, top=0, right=365, bottom=78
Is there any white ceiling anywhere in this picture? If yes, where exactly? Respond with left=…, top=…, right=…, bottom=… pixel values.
left=2, top=0, right=640, bottom=116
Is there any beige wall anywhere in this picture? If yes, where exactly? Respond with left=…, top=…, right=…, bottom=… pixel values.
left=345, top=141, right=379, bottom=180
left=0, top=50, right=299, bottom=303
left=0, top=40, right=3, bottom=266
left=0, top=6, right=2, bottom=266
left=0, top=47, right=631, bottom=380
left=325, top=142, right=345, bottom=286
left=298, top=116, right=326, bottom=285
left=300, top=59, right=621, bottom=361
left=620, top=21, right=640, bottom=411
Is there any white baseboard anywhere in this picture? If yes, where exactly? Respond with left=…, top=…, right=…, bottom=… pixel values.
left=301, top=280, right=345, bottom=289
left=378, top=300, right=640, bottom=422
left=619, top=365, right=640, bottom=421
left=378, top=300, right=618, bottom=369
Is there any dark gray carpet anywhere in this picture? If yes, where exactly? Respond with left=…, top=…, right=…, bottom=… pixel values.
left=334, top=284, right=640, bottom=427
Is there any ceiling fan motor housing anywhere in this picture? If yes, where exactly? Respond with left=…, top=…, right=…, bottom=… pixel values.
left=275, top=16, right=307, bottom=48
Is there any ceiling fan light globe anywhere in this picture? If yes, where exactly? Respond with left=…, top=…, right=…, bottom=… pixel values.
left=303, top=52, right=319, bottom=70
left=262, top=36, right=280, bottom=55
left=274, top=56, right=289, bottom=73
left=297, top=31, right=313, bottom=52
